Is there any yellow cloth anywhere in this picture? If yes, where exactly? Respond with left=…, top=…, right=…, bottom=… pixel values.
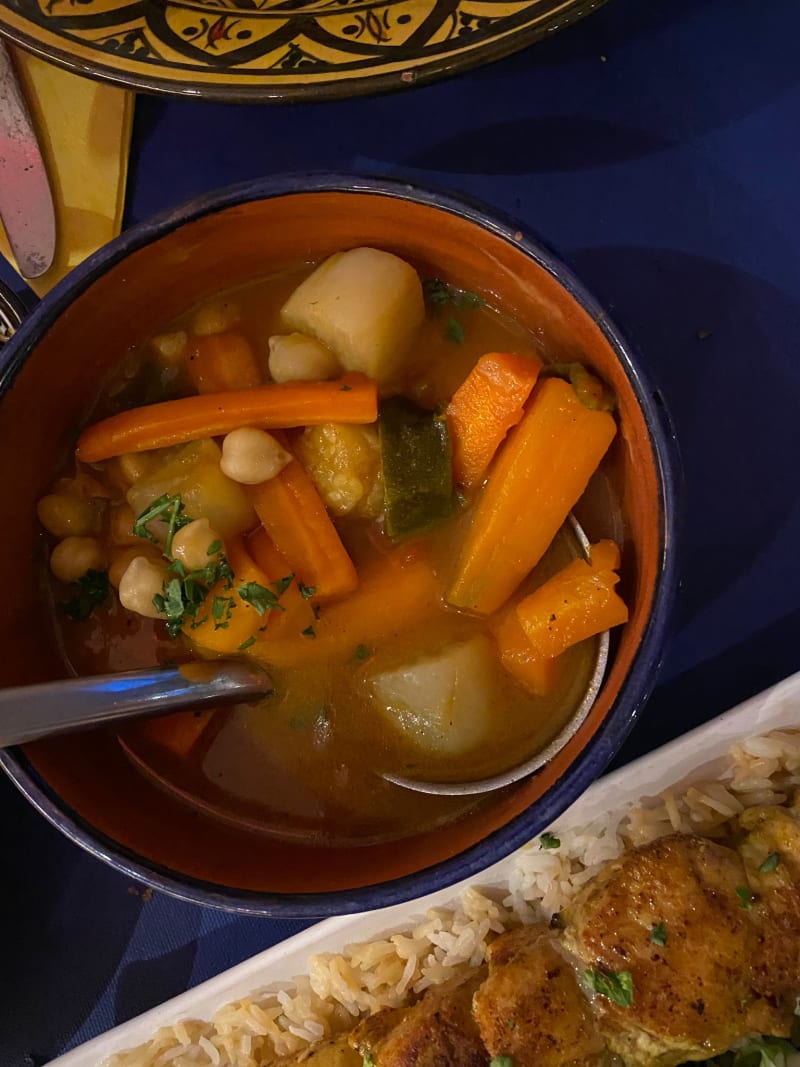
left=0, top=47, right=134, bottom=297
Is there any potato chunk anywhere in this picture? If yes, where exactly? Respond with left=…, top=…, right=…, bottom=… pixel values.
left=295, top=422, right=383, bottom=520
left=126, top=439, right=256, bottom=540
left=371, top=636, right=494, bottom=755
left=280, top=248, right=425, bottom=383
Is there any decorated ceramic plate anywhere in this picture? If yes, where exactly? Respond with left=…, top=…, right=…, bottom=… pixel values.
left=0, top=0, right=604, bottom=102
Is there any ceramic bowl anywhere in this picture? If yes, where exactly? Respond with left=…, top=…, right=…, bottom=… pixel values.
left=0, top=175, right=677, bottom=916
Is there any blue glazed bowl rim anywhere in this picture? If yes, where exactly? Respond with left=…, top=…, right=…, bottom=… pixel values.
left=0, top=173, right=679, bottom=917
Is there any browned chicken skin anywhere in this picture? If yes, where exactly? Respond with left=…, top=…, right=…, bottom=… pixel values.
left=349, top=969, right=488, bottom=1067
left=561, top=833, right=789, bottom=1066
left=738, top=805, right=800, bottom=1023
left=291, top=825, right=800, bottom=1067
left=473, top=922, right=613, bottom=1067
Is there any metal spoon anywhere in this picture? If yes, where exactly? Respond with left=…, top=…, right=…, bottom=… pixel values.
left=383, top=514, right=611, bottom=797
left=0, top=660, right=273, bottom=747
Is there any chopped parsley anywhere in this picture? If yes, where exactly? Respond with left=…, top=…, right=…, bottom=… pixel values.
left=506, top=1017, right=517, bottom=1031
left=489, top=1058, right=514, bottom=1067
left=238, top=635, right=257, bottom=651
left=302, top=625, right=316, bottom=637
left=354, top=643, right=373, bottom=661
left=271, top=574, right=295, bottom=597
left=212, top=595, right=236, bottom=629
left=133, top=492, right=191, bottom=554
left=759, top=852, right=780, bottom=874
left=341, top=384, right=352, bottom=392
left=445, top=317, right=465, bottom=344
left=298, top=583, right=316, bottom=600
left=650, top=922, right=667, bottom=947
left=584, top=968, right=634, bottom=1007
left=423, top=278, right=484, bottom=310
left=736, top=886, right=754, bottom=910
left=362, top=1054, right=376, bottom=1067
left=238, top=580, right=285, bottom=616
left=207, top=539, right=222, bottom=556
left=61, top=569, right=110, bottom=621
left=539, top=831, right=561, bottom=850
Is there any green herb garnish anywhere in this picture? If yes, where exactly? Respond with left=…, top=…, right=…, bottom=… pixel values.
left=61, top=569, right=110, bottom=621
left=271, top=574, right=295, bottom=597
left=133, top=492, right=191, bottom=553
left=238, top=581, right=284, bottom=616
left=207, top=540, right=222, bottom=556
left=506, top=1018, right=517, bottom=1031
left=708, top=1036, right=799, bottom=1067
left=584, top=968, right=634, bottom=1007
left=212, top=595, right=236, bottom=629
left=341, top=385, right=352, bottom=392
left=650, top=922, right=667, bottom=947
left=423, top=278, right=484, bottom=310
left=489, top=1058, right=514, bottom=1067
left=736, top=887, right=754, bottom=910
left=302, top=625, right=316, bottom=637
left=238, top=635, right=257, bottom=651
left=298, top=583, right=316, bottom=600
left=759, top=852, right=780, bottom=874
left=354, top=644, right=372, bottom=661
left=362, top=1054, right=376, bottom=1067
left=539, top=831, right=561, bottom=850
left=445, top=317, right=465, bottom=344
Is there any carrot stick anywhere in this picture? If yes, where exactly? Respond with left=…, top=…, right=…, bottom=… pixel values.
left=76, top=373, right=378, bottom=463
left=489, top=607, right=563, bottom=697
left=245, top=527, right=317, bottom=636
left=186, top=332, right=261, bottom=393
left=248, top=552, right=442, bottom=668
left=247, top=445, right=358, bottom=600
left=446, top=378, right=617, bottom=615
left=515, top=540, right=628, bottom=659
left=447, top=352, right=542, bottom=488
left=186, top=537, right=280, bottom=654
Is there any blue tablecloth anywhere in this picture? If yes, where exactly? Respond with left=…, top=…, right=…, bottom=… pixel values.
left=3, top=0, right=800, bottom=1061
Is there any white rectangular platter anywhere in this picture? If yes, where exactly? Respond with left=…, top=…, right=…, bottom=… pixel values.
left=50, top=668, right=800, bottom=1067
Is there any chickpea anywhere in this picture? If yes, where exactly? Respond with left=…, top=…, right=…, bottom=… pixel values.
left=220, top=428, right=292, bottom=485
left=118, top=556, right=168, bottom=619
left=268, top=333, right=339, bottom=384
left=192, top=300, right=241, bottom=337
left=171, top=518, right=222, bottom=571
left=150, top=330, right=187, bottom=364
left=37, top=493, right=97, bottom=538
left=109, top=502, right=141, bottom=546
left=109, top=544, right=162, bottom=588
left=50, top=536, right=106, bottom=584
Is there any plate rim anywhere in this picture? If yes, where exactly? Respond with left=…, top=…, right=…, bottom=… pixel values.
left=0, top=0, right=606, bottom=103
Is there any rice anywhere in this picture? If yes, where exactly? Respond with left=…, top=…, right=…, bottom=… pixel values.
left=105, top=728, right=800, bottom=1067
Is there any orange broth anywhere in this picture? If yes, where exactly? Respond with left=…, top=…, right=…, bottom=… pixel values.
left=40, top=267, right=600, bottom=846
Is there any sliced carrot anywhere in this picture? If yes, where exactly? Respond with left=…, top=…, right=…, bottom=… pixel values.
left=247, top=443, right=358, bottom=600
left=446, top=378, right=617, bottom=615
left=186, top=537, right=280, bottom=655
left=137, top=710, right=216, bottom=758
left=589, top=539, right=621, bottom=571
left=245, top=527, right=316, bottom=636
left=447, top=352, right=542, bottom=488
left=248, top=552, right=442, bottom=668
left=515, top=540, right=628, bottom=659
left=489, top=607, right=563, bottom=697
left=186, top=332, right=261, bottom=394
left=76, top=373, right=378, bottom=463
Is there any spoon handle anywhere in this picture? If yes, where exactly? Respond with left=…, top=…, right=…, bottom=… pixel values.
left=0, top=660, right=273, bottom=747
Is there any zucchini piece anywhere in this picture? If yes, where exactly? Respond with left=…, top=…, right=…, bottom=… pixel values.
left=379, top=396, right=454, bottom=539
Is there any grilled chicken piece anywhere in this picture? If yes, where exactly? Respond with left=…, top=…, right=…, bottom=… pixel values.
left=290, top=1034, right=362, bottom=1067
left=473, top=922, right=614, bottom=1067
left=738, top=805, right=800, bottom=1026
left=349, top=969, right=489, bottom=1067
left=562, top=834, right=767, bottom=1067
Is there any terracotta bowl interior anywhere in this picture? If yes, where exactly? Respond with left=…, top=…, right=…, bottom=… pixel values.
left=0, top=191, right=661, bottom=894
